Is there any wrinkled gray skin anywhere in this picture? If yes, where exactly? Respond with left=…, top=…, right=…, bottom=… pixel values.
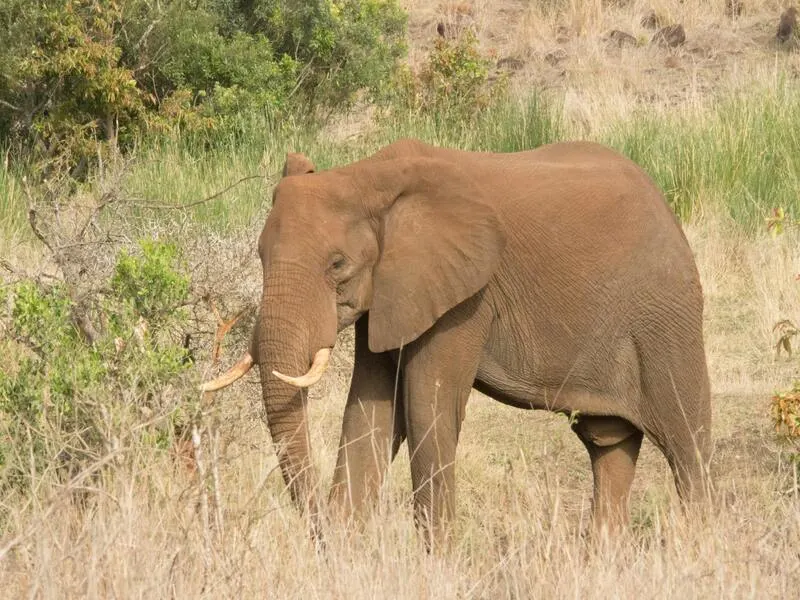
left=213, top=139, right=711, bottom=547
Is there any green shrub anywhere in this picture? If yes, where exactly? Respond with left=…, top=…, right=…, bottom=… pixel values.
left=0, top=0, right=408, bottom=169
left=0, top=240, right=193, bottom=491
left=219, top=0, right=408, bottom=113
left=111, top=240, right=190, bottom=325
left=133, top=4, right=299, bottom=136
left=390, top=31, right=505, bottom=123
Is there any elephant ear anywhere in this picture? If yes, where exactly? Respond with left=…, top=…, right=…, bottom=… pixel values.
left=282, top=152, right=316, bottom=177
left=367, top=158, right=506, bottom=353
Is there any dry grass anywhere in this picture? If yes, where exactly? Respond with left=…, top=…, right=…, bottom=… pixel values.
left=402, top=0, right=800, bottom=135
left=2, top=212, right=800, bottom=598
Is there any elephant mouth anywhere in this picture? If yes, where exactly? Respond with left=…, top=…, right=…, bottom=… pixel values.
left=336, top=301, right=363, bottom=331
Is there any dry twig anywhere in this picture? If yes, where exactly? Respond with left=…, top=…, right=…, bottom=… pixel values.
left=137, top=175, right=267, bottom=210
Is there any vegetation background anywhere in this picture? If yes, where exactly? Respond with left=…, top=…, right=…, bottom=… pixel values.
left=1, top=0, right=800, bottom=597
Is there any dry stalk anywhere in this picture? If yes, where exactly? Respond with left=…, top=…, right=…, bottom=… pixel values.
left=210, top=424, right=224, bottom=537
left=207, top=298, right=251, bottom=364
left=0, top=451, right=120, bottom=561
left=190, top=388, right=227, bottom=584
left=190, top=418, right=213, bottom=578
left=136, top=174, right=267, bottom=210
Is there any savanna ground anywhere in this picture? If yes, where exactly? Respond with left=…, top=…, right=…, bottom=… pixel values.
left=2, top=0, right=800, bottom=597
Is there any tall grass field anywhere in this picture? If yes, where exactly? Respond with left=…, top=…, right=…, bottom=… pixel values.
left=2, top=0, right=800, bottom=597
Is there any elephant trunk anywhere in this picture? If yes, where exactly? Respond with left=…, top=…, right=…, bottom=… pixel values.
left=258, top=266, right=336, bottom=533
left=261, top=369, right=316, bottom=515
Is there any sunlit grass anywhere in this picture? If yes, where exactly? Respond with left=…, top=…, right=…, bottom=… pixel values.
left=109, top=82, right=800, bottom=234
left=2, top=82, right=798, bottom=239
left=607, top=83, right=800, bottom=227
left=0, top=158, right=27, bottom=254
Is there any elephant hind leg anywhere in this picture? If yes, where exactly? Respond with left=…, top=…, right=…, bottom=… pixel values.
left=661, top=426, right=712, bottom=505
left=572, top=415, right=644, bottom=536
left=635, top=331, right=713, bottom=505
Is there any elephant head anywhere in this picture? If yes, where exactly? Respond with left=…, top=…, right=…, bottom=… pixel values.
left=201, top=144, right=506, bottom=525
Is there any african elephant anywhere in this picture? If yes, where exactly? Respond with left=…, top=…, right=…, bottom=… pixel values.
left=202, top=138, right=711, bottom=546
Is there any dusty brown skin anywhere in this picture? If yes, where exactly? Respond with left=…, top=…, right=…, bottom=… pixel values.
left=204, top=139, right=712, bottom=546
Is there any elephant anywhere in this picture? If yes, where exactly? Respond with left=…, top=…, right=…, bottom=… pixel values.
left=201, top=138, right=712, bottom=546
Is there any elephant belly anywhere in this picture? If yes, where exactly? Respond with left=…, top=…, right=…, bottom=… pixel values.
left=474, top=346, right=640, bottom=420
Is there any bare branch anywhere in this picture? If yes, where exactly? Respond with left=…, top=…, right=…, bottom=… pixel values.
left=134, top=42, right=168, bottom=75
left=0, top=258, right=60, bottom=284
left=0, top=99, right=21, bottom=111
left=72, top=309, right=100, bottom=345
left=136, top=19, right=161, bottom=50
left=137, top=174, right=267, bottom=210
left=57, top=236, right=122, bottom=252
left=27, top=208, right=57, bottom=256
left=287, top=57, right=316, bottom=100
left=23, top=172, right=124, bottom=346
left=208, top=301, right=251, bottom=364
left=77, top=190, right=119, bottom=240
left=0, top=258, right=16, bottom=274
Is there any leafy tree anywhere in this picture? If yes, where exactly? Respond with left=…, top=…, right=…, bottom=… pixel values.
left=0, top=0, right=407, bottom=169
left=214, top=0, right=407, bottom=112
left=0, top=1, right=144, bottom=173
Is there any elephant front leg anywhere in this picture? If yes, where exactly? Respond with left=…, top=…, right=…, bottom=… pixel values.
left=404, top=377, right=470, bottom=551
left=329, top=316, right=406, bottom=523
left=402, top=302, right=489, bottom=550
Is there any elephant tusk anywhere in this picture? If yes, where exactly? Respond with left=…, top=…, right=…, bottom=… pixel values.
left=272, top=348, right=331, bottom=388
left=200, top=352, right=254, bottom=392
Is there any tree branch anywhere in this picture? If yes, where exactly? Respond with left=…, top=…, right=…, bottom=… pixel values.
left=27, top=208, right=57, bottom=256
left=137, top=174, right=267, bottom=210
left=0, top=258, right=15, bottom=274
left=77, top=189, right=119, bottom=239
left=135, top=19, right=161, bottom=50
left=0, top=99, right=21, bottom=111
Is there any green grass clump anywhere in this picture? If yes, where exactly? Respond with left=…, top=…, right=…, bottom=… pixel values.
left=0, top=159, right=26, bottom=243
left=607, top=85, right=800, bottom=228
left=376, top=93, right=562, bottom=154
left=126, top=82, right=797, bottom=233
left=3, top=83, right=799, bottom=238
left=121, top=92, right=562, bottom=230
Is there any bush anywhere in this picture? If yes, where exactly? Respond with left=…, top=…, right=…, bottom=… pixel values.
left=0, top=240, right=193, bottom=491
left=111, top=240, right=190, bottom=326
left=390, top=31, right=505, bottom=123
left=771, top=383, right=800, bottom=439
left=0, top=0, right=144, bottom=175
left=0, top=0, right=407, bottom=169
left=214, top=0, right=408, bottom=114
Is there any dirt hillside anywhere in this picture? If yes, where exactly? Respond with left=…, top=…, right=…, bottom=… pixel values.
left=401, top=0, right=799, bottom=132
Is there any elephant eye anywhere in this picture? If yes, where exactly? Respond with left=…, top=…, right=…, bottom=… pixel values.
left=329, top=254, right=347, bottom=272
